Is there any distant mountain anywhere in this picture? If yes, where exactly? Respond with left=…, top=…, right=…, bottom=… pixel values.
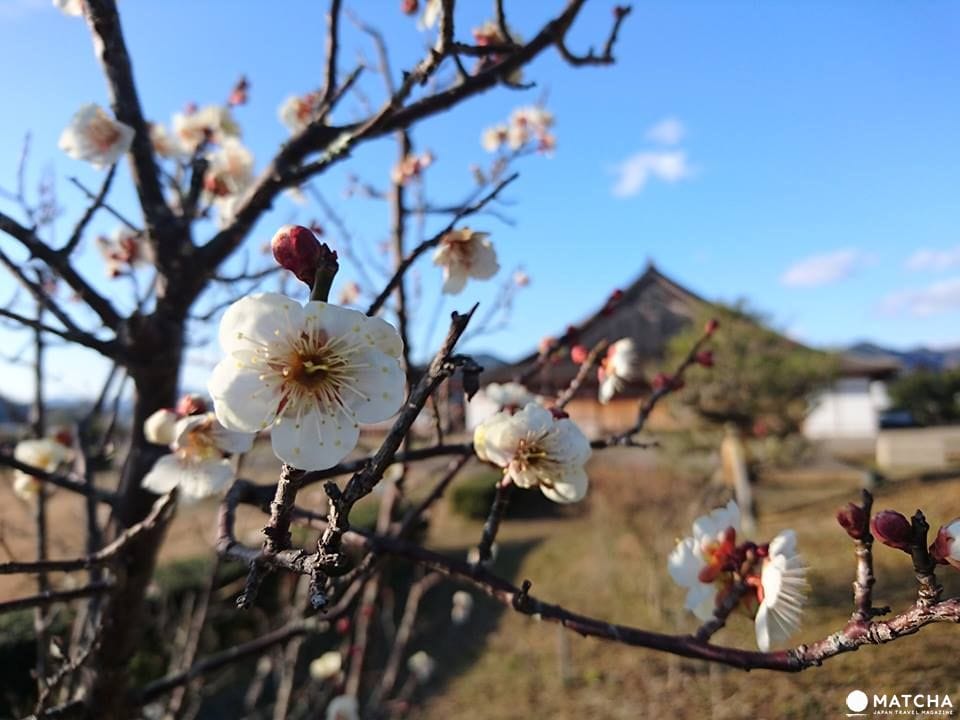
left=846, top=342, right=960, bottom=372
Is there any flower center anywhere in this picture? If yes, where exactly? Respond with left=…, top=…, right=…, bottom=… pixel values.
left=178, top=420, right=220, bottom=462
left=89, top=115, right=122, bottom=153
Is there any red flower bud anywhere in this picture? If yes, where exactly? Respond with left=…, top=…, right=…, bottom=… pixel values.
left=695, top=350, right=714, bottom=368
left=705, top=318, right=719, bottom=336
left=651, top=372, right=673, bottom=391
left=538, top=336, right=557, bottom=355
left=227, top=75, right=249, bottom=107
left=271, top=225, right=337, bottom=286
left=836, top=502, right=867, bottom=540
left=176, top=394, right=207, bottom=417
left=613, top=5, right=630, bottom=20
left=335, top=617, right=351, bottom=635
left=401, top=0, right=418, bottom=14
left=570, top=345, right=589, bottom=364
left=53, top=428, right=74, bottom=448
left=871, top=511, right=913, bottom=553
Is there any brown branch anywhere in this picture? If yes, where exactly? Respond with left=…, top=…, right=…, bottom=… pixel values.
left=0, top=453, right=117, bottom=504
left=0, top=580, right=112, bottom=614
left=83, top=0, right=173, bottom=231
left=0, top=211, right=123, bottom=330
left=910, top=510, right=942, bottom=606
left=66, top=175, right=140, bottom=232
left=474, top=482, right=511, bottom=566
left=59, top=164, right=117, bottom=256
left=851, top=490, right=881, bottom=622
left=554, top=339, right=608, bottom=409
left=556, top=4, right=632, bottom=66
left=320, top=0, right=344, bottom=108
left=0, top=491, right=173, bottom=576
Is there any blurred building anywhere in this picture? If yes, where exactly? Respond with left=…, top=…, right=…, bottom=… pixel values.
left=469, top=263, right=900, bottom=441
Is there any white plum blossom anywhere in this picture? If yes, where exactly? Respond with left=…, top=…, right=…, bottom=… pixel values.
left=598, top=338, right=642, bottom=404
left=481, top=125, right=508, bottom=152
left=667, top=500, right=741, bottom=621
left=755, top=530, right=808, bottom=651
left=326, top=695, right=359, bottom=720
left=142, top=413, right=253, bottom=502
left=407, top=651, right=436, bottom=682
left=391, top=151, right=433, bottom=185
left=143, top=409, right=179, bottom=446
left=12, top=438, right=72, bottom=501
left=172, top=105, right=239, bottom=153
left=474, top=402, right=591, bottom=504
left=432, top=228, right=499, bottom=295
left=149, top=122, right=184, bottom=159
left=59, top=104, right=134, bottom=170
left=204, top=138, right=254, bottom=226
left=95, top=226, right=154, bottom=277
left=451, top=590, right=474, bottom=625
left=278, top=92, right=321, bottom=134
left=208, top=293, right=405, bottom=470
left=53, top=0, right=82, bottom=16
left=484, top=382, right=537, bottom=410
left=309, top=651, right=342, bottom=681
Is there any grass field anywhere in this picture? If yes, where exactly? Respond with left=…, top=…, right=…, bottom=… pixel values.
left=2, top=439, right=960, bottom=718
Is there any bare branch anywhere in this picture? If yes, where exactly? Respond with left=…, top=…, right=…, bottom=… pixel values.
left=59, top=164, right=118, bottom=255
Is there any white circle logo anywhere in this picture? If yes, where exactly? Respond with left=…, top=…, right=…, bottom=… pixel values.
left=846, top=690, right=869, bottom=713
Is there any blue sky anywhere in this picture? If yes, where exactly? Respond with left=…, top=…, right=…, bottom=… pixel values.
left=0, top=0, right=959, bottom=401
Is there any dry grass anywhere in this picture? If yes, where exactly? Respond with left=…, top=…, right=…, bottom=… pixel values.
left=3, top=440, right=960, bottom=718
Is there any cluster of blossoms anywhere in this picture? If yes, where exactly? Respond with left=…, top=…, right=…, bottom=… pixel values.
left=474, top=402, right=592, bottom=504
left=169, top=104, right=241, bottom=155
left=432, top=227, right=499, bottom=295
left=206, top=225, right=406, bottom=471
left=11, top=431, right=74, bottom=501
left=278, top=92, right=323, bottom=135
left=484, top=382, right=539, bottom=411
left=390, top=151, right=434, bottom=186
left=95, top=226, right=153, bottom=278
left=482, top=106, right=556, bottom=155
left=59, top=103, right=135, bottom=170
left=668, top=501, right=808, bottom=651
left=141, top=395, right=254, bottom=502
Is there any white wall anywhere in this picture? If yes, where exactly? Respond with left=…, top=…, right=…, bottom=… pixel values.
left=803, top=378, right=890, bottom=439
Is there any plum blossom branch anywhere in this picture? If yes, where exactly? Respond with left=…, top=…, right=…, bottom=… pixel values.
left=555, top=4, right=632, bottom=66
left=59, top=164, right=117, bottom=256
left=554, top=339, right=608, bottom=409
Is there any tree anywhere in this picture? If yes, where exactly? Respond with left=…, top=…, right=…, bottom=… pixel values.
left=0, top=3, right=958, bottom=720
left=666, top=302, right=839, bottom=436
left=888, top=368, right=960, bottom=426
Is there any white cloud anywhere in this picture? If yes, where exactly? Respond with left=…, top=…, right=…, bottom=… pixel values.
left=645, top=117, right=684, bottom=146
left=611, top=151, right=693, bottom=198
left=879, top=277, right=960, bottom=317
left=780, top=249, right=868, bottom=288
left=905, top=246, right=960, bottom=272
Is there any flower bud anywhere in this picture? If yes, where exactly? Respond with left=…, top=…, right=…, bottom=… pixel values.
left=695, top=350, right=714, bottom=368
left=271, top=224, right=337, bottom=286
left=334, top=617, right=351, bottom=635
left=401, top=0, right=418, bottom=14
left=836, top=502, right=867, bottom=540
left=176, top=393, right=207, bottom=417
left=705, top=318, right=719, bottom=336
left=652, top=373, right=682, bottom=392
left=570, top=345, right=588, bottom=364
left=871, top=510, right=913, bottom=553
left=929, top=520, right=960, bottom=569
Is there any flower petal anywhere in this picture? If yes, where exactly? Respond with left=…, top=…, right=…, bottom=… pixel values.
left=540, top=467, right=588, bottom=504
left=177, top=458, right=235, bottom=501
left=441, top=269, right=468, bottom=295
left=271, top=406, right=360, bottom=470
left=142, top=455, right=183, bottom=495
left=209, top=359, right=281, bottom=432
left=346, top=348, right=405, bottom=423
left=218, top=293, right=304, bottom=354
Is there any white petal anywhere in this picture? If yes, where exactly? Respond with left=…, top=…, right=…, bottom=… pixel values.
left=178, top=458, right=235, bottom=501
left=302, top=301, right=367, bottom=340
left=667, top=537, right=703, bottom=589
left=441, top=269, right=468, bottom=295
left=692, top=500, right=741, bottom=542
left=469, top=240, right=499, bottom=280
left=218, top=293, right=304, bottom=354
left=548, top=418, right=592, bottom=466
left=540, top=467, right=588, bottom=504
left=213, top=424, right=256, bottom=454
left=363, top=315, right=404, bottom=359
left=515, top=403, right=554, bottom=435
left=209, top=360, right=281, bottom=432
left=271, top=407, right=360, bottom=470
left=144, top=409, right=179, bottom=446
left=142, top=455, right=183, bottom=494
left=690, top=584, right=719, bottom=621
left=347, top=348, right=405, bottom=423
